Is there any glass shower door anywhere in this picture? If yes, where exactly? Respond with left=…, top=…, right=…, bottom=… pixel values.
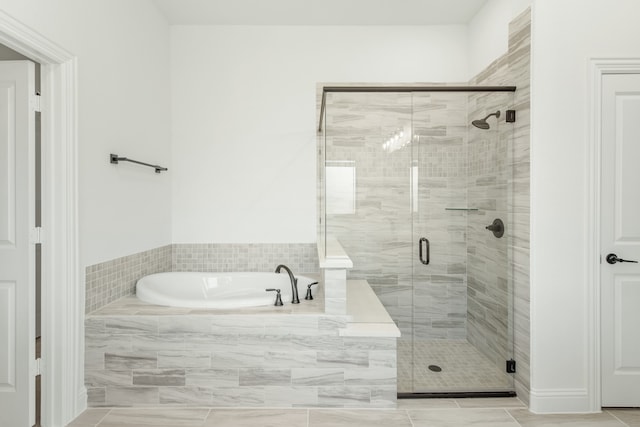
left=322, top=91, right=416, bottom=392
left=321, top=87, right=516, bottom=395
left=410, top=91, right=515, bottom=394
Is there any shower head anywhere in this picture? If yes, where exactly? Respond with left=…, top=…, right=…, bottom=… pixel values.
left=472, top=110, right=501, bottom=129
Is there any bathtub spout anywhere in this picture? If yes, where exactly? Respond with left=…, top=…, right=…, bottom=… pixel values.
left=275, top=264, right=300, bottom=304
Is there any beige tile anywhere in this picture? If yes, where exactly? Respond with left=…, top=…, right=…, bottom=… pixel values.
left=104, top=386, right=159, bottom=406
left=408, top=408, right=519, bottom=427
left=66, top=408, right=110, bottom=426
left=608, top=408, right=640, bottom=427
left=456, top=397, right=527, bottom=408
left=97, top=408, right=209, bottom=427
left=205, top=409, right=307, bottom=427
left=397, top=398, right=459, bottom=409
left=309, top=409, right=412, bottom=427
left=509, top=408, right=627, bottom=426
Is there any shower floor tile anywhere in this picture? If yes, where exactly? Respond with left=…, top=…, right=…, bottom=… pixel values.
left=398, top=339, right=513, bottom=393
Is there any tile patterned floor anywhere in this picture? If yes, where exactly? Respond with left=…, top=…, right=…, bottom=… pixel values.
left=398, top=339, right=512, bottom=393
left=67, top=399, right=640, bottom=427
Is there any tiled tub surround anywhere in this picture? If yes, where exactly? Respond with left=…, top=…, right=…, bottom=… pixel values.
left=85, top=281, right=399, bottom=408
left=85, top=245, right=172, bottom=314
left=319, top=237, right=354, bottom=316
left=172, top=243, right=319, bottom=274
left=85, top=243, right=319, bottom=313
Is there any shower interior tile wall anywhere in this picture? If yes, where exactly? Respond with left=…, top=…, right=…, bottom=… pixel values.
left=468, top=8, right=531, bottom=401
left=324, top=92, right=472, bottom=342
left=465, top=92, right=510, bottom=369
left=508, top=8, right=531, bottom=402
left=324, top=92, right=414, bottom=338
left=412, top=93, right=469, bottom=341
left=85, top=243, right=319, bottom=313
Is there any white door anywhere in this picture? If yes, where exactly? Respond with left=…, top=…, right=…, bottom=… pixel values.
left=601, top=72, right=640, bottom=407
left=0, top=61, right=36, bottom=426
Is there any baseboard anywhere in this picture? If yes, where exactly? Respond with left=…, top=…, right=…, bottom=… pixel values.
left=529, top=388, right=598, bottom=414
left=74, top=386, right=87, bottom=421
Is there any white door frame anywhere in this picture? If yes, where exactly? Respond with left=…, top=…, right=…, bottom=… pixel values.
left=587, top=57, right=640, bottom=412
left=0, top=11, right=82, bottom=427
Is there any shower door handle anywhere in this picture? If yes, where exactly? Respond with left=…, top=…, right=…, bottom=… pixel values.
left=419, top=237, right=430, bottom=265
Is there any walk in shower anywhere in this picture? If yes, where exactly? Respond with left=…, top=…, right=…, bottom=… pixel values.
left=318, top=86, right=516, bottom=395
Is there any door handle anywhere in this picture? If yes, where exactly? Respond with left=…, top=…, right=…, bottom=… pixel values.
left=606, top=253, right=639, bottom=264
left=419, top=237, right=430, bottom=265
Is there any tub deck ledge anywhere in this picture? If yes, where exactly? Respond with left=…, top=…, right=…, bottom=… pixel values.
left=339, top=280, right=401, bottom=338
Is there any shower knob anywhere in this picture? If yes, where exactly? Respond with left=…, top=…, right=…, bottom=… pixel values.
left=485, top=218, right=504, bottom=238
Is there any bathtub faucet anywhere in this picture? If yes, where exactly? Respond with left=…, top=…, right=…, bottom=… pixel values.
left=275, top=264, right=300, bottom=304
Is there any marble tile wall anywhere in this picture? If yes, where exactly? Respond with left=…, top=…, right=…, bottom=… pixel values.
left=323, top=92, right=415, bottom=338
left=85, top=313, right=397, bottom=408
left=85, top=245, right=172, bottom=314
left=464, top=91, right=512, bottom=371
left=469, top=8, right=531, bottom=403
left=412, top=93, right=469, bottom=341
left=323, top=268, right=347, bottom=315
left=507, top=8, right=531, bottom=404
left=86, top=244, right=319, bottom=313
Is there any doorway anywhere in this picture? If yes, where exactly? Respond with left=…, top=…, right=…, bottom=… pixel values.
left=599, top=71, right=640, bottom=408
left=0, top=10, right=81, bottom=426
left=0, top=42, right=41, bottom=426
left=588, top=59, right=640, bottom=411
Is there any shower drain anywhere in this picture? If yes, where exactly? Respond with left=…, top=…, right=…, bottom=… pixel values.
left=428, top=364, right=442, bottom=372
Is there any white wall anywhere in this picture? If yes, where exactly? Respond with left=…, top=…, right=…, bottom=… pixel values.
left=171, top=25, right=469, bottom=243
left=467, top=0, right=532, bottom=79
left=529, top=0, right=640, bottom=413
left=0, top=0, right=173, bottom=266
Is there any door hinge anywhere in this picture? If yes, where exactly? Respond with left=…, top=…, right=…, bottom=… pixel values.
left=506, top=359, right=516, bottom=373
left=30, top=226, right=43, bottom=244
left=31, top=92, right=41, bottom=113
left=34, top=358, right=42, bottom=376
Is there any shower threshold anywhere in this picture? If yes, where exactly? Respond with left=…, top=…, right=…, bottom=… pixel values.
left=398, top=391, right=517, bottom=399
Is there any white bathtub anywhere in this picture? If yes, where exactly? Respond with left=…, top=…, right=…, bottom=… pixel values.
left=135, top=272, right=316, bottom=309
